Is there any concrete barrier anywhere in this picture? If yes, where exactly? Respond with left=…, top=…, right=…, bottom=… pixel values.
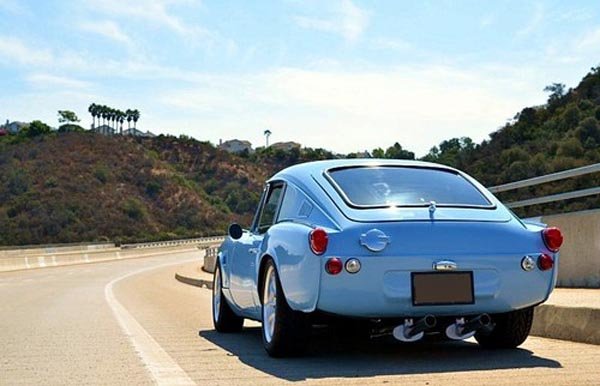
left=532, top=304, right=600, bottom=345
left=202, top=246, right=218, bottom=273
left=0, top=237, right=224, bottom=273
left=539, top=209, right=600, bottom=288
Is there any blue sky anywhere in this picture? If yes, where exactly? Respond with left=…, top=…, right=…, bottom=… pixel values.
left=1, top=0, right=600, bottom=155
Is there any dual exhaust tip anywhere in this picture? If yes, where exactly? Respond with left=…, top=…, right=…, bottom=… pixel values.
left=393, top=313, right=492, bottom=342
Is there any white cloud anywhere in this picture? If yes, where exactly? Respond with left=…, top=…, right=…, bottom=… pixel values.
left=479, top=14, right=494, bottom=28
left=158, top=64, right=547, bottom=155
left=0, top=0, right=26, bottom=14
left=26, top=73, right=91, bottom=89
left=79, top=20, right=133, bottom=46
left=371, top=37, right=411, bottom=52
left=0, top=36, right=53, bottom=66
left=83, top=0, right=203, bottom=37
left=517, top=3, right=544, bottom=37
left=576, top=28, right=600, bottom=51
left=558, top=8, right=593, bottom=22
left=294, top=0, right=369, bottom=42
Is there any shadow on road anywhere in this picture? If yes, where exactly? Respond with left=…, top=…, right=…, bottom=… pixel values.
left=199, top=326, right=561, bottom=382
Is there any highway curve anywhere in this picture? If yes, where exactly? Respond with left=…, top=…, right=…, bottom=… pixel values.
left=1, top=250, right=599, bottom=385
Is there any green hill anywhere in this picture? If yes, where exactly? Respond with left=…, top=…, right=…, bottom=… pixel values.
left=1, top=67, right=600, bottom=246
left=422, top=66, right=600, bottom=217
left=0, top=133, right=268, bottom=245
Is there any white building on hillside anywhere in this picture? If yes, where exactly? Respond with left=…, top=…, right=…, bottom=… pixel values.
left=1, top=120, right=29, bottom=134
left=271, top=141, right=301, bottom=151
left=123, top=128, right=156, bottom=137
left=93, top=125, right=115, bottom=135
left=218, top=139, right=253, bottom=154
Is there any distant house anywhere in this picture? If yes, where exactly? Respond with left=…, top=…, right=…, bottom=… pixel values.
left=1, top=120, right=29, bottom=134
left=0, top=129, right=7, bottom=136
left=271, top=141, right=301, bottom=152
left=93, top=125, right=115, bottom=136
left=218, top=139, right=253, bottom=154
left=123, top=128, right=156, bottom=137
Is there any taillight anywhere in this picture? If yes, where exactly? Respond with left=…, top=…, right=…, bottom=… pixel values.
left=538, top=253, right=554, bottom=271
left=309, top=228, right=328, bottom=255
left=542, top=227, right=563, bottom=252
left=325, top=258, right=343, bottom=275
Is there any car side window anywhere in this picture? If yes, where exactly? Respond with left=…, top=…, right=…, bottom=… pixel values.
left=257, top=183, right=284, bottom=234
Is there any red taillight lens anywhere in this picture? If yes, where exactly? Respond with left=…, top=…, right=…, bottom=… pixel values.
left=325, top=258, right=343, bottom=275
left=542, top=227, right=563, bottom=252
left=309, top=228, right=328, bottom=255
left=538, top=253, right=554, bottom=271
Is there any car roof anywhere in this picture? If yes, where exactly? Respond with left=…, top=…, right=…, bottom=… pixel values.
left=270, top=158, right=512, bottom=225
left=270, top=158, right=457, bottom=181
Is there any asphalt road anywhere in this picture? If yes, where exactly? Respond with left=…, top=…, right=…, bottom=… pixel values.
left=1, top=251, right=599, bottom=385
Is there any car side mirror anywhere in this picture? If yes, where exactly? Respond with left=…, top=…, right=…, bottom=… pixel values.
left=228, top=223, right=243, bottom=240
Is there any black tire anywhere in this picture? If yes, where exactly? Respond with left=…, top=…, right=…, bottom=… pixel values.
left=212, top=263, right=244, bottom=333
left=261, top=259, right=310, bottom=357
left=475, top=307, right=534, bottom=348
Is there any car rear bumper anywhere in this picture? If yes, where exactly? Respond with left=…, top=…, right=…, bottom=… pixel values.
left=315, top=254, right=556, bottom=318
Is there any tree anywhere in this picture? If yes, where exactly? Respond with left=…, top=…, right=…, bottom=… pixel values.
left=371, top=147, right=385, bottom=158
left=101, top=106, right=108, bottom=127
left=422, top=137, right=474, bottom=167
left=88, top=103, right=97, bottom=129
left=58, top=110, right=80, bottom=125
left=109, top=108, right=116, bottom=132
left=384, top=142, right=415, bottom=160
left=132, top=109, right=140, bottom=130
left=21, top=120, right=52, bottom=137
left=126, top=109, right=133, bottom=130
left=544, top=83, right=566, bottom=106
left=58, top=124, right=85, bottom=133
left=118, top=110, right=125, bottom=135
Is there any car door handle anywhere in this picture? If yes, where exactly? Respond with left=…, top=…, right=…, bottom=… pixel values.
left=248, top=248, right=259, bottom=254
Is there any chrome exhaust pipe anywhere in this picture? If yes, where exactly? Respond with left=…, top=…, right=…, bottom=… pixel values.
left=446, top=313, right=492, bottom=340
left=393, top=315, right=436, bottom=342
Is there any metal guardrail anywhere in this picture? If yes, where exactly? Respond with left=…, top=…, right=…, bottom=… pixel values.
left=489, top=162, right=600, bottom=208
left=0, top=241, right=114, bottom=252
left=121, top=236, right=224, bottom=249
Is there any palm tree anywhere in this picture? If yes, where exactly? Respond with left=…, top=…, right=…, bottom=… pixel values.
left=88, top=103, right=97, bottom=129
left=118, top=110, right=125, bottom=135
left=264, top=129, right=272, bottom=147
left=132, top=109, right=140, bottom=131
left=112, top=109, right=117, bottom=133
left=93, top=104, right=100, bottom=128
left=126, top=109, right=133, bottom=131
left=107, top=108, right=113, bottom=133
left=101, top=106, right=108, bottom=128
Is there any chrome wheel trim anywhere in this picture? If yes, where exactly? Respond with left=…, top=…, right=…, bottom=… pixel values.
left=213, top=266, right=221, bottom=322
left=262, top=265, right=277, bottom=343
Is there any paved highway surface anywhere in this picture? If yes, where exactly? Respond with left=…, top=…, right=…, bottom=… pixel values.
left=1, top=250, right=599, bottom=385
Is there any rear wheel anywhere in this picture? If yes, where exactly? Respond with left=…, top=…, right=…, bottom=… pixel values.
left=475, top=307, right=534, bottom=348
left=261, top=259, right=310, bottom=357
left=212, top=264, right=244, bottom=333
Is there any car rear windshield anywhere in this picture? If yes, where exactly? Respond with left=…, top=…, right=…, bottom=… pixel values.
left=326, top=166, right=492, bottom=208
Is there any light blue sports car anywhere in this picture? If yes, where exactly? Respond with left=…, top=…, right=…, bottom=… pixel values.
left=212, top=159, right=563, bottom=357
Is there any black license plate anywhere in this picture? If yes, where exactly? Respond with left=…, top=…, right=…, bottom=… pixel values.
left=411, top=272, right=474, bottom=306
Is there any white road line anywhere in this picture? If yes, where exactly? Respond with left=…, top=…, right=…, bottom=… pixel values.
left=105, top=256, right=199, bottom=385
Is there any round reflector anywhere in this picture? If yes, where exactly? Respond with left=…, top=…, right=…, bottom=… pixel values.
left=325, top=258, right=343, bottom=275
left=345, top=258, right=361, bottom=274
left=538, top=253, right=554, bottom=271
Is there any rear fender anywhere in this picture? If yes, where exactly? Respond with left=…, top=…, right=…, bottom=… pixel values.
left=257, top=222, right=322, bottom=313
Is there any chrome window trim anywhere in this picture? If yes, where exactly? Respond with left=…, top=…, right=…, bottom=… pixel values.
left=323, top=165, right=495, bottom=210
